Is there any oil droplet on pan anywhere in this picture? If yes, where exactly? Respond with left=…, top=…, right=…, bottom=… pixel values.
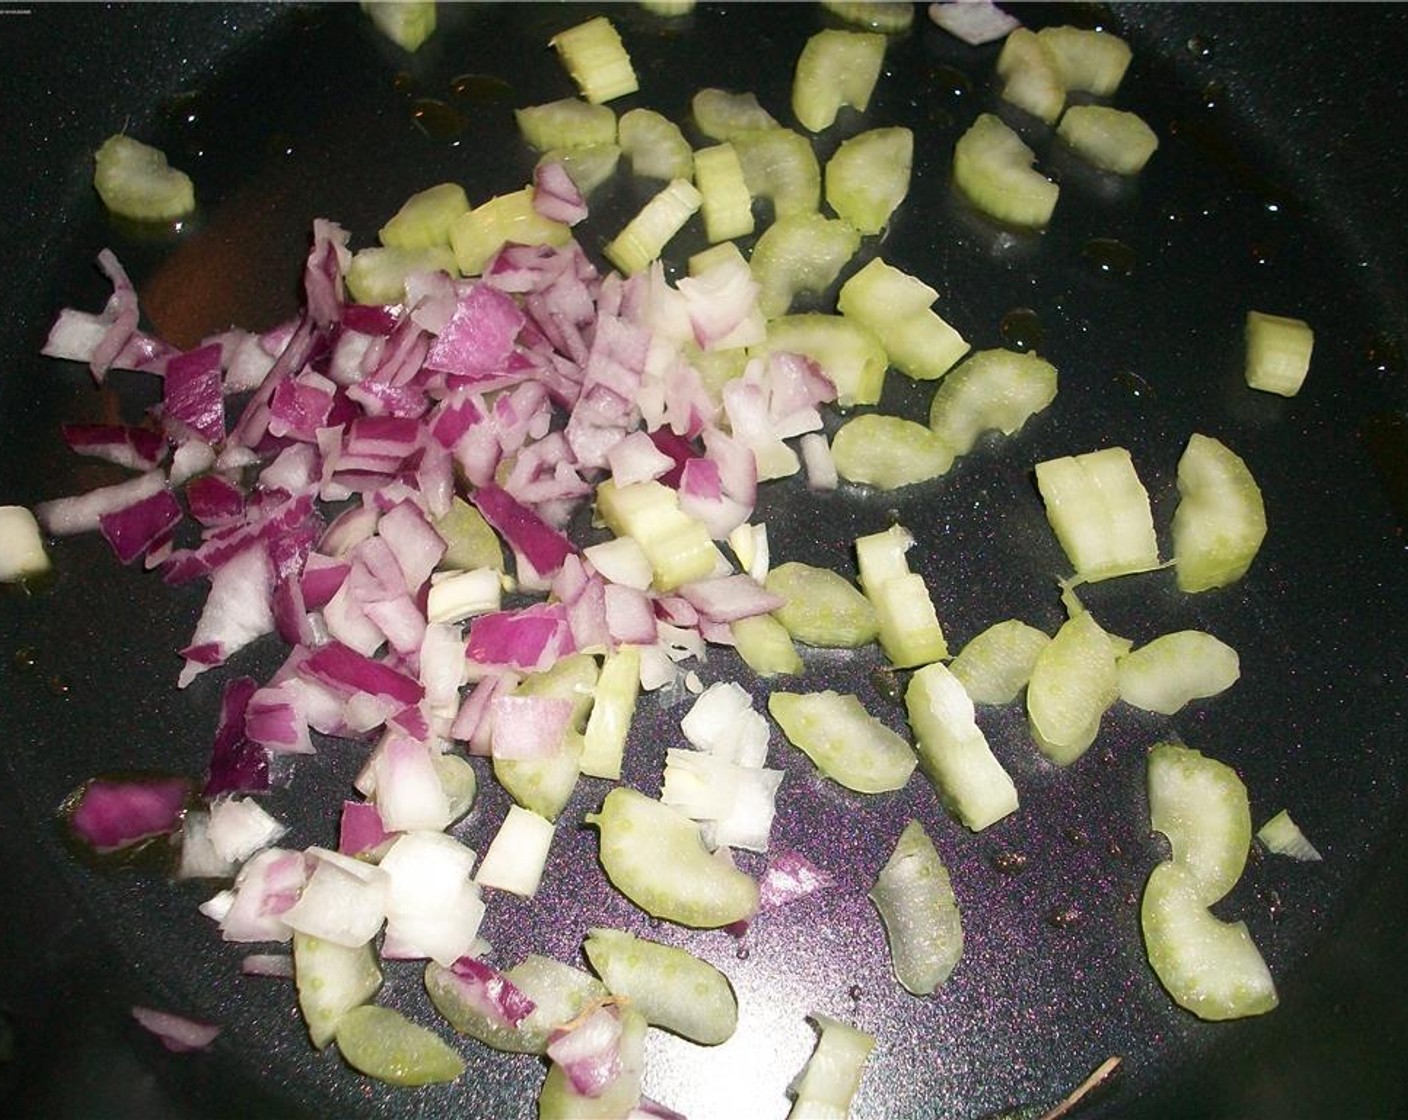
left=1081, top=238, right=1135, bottom=277
left=411, top=98, right=469, bottom=142
left=450, top=72, right=513, bottom=105
left=1000, top=308, right=1043, bottom=352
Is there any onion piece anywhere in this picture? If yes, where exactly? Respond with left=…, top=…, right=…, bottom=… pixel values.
left=928, top=1, right=1020, bottom=47
left=131, top=1007, right=221, bottom=1053
left=67, top=775, right=190, bottom=853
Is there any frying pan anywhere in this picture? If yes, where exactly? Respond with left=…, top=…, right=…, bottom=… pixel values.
left=2, top=4, right=1406, bottom=1118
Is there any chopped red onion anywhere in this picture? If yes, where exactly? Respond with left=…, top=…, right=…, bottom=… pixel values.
left=446, top=956, right=538, bottom=1028
left=759, top=849, right=836, bottom=909
left=928, top=0, right=1020, bottom=45
left=339, top=799, right=393, bottom=857
left=131, top=1006, right=221, bottom=1053
left=34, top=469, right=167, bottom=536
left=533, top=160, right=590, bottom=227
left=68, top=775, right=190, bottom=853
left=204, top=676, right=271, bottom=798
left=490, top=695, right=575, bottom=760
left=98, top=488, right=183, bottom=565
left=548, top=1005, right=625, bottom=1098
left=61, top=423, right=166, bottom=471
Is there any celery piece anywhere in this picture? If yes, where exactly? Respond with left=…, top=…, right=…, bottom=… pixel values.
left=425, top=954, right=608, bottom=1054
left=948, top=619, right=1050, bottom=705
left=765, top=561, right=878, bottom=648
left=1257, top=809, right=1322, bottom=862
left=869, top=819, right=964, bottom=994
left=1034, top=446, right=1159, bottom=582
left=750, top=212, right=861, bottom=319
left=345, top=245, right=456, bottom=306
left=855, top=524, right=948, bottom=668
left=538, top=1008, right=647, bottom=1120
left=763, top=314, right=887, bottom=407
left=604, top=178, right=703, bottom=276
left=792, top=29, right=887, bottom=133
left=493, top=654, right=597, bottom=821
left=585, top=787, right=760, bottom=927
left=550, top=15, right=639, bottom=104
left=1171, top=433, right=1267, bottom=592
left=515, top=652, right=600, bottom=731
left=93, top=134, right=195, bottom=223
left=732, top=128, right=822, bottom=220
left=906, top=662, right=1019, bottom=830
left=1058, top=105, right=1159, bottom=175
left=596, top=479, right=724, bottom=590
left=583, top=927, right=738, bottom=1045
left=361, top=0, right=436, bottom=51
left=769, top=690, right=916, bottom=793
left=928, top=346, right=1056, bottom=454
left=692, top=88, right=780, bottom=141
left=825, top=126, right=913, bottom=235
left=537, top=143, right=622, bottom=196
left=1026, top=609, right=1119, bottom=765
left=619, top=108, right=694, bottom=181
left=0, top=506, right=50, bottom=584
left=434, top=497, right=505, bottom=572
left=788, top=1015, right=875, bottom=1120
left=832, top=414, right=955, bottom=490
left=837, top=257, right=968, bottom=382
left=293, top=933, right=382, bottom=1049
left=581, top=646, right=642, bottom=780
left=1141, top=861, right=1278, bottom=1021
left=450, top=188, right=572, bottom=276
left=433, top=754, right=477, bottom=824
left=821, top=0, right=915, bottom=33
left=334, top=1004, right=464, bottom=1087
left=693, top=142, right=755, bottom=242
left=1244, top=310, right=1313, bottom=397
left=1118, top=631, right=1240, bottom=715
left=1147, top=741, right=1252, bottom=905
left=996, top=28, right=1066, bottom=123
left=640, top=0, right=696, bottom=14
left=1036, top=26, right=1132, bottom=96
left=378, top=182, right=470, bottom=250
left=515, top=98, right=618, bottom=152
left=731, top=613, right=805, bottom=678
left=952, top=112, right=1059, bottom=229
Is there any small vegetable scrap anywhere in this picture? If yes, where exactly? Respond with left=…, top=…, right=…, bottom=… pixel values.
left=92, top=134, right=196, bottom=223
left=0, top=505, right=50, bottom=583
left=1245, top=310, right=1315, bottom=396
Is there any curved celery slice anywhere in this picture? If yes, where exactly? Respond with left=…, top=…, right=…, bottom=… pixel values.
left=1257, top=809, right=1322, bottom=862
left=585, top=787, right=760, bottom=928
left=605, top=178, right=702, bottom=276
left=0, top=506, right=50, bottom=584
left=825, top=126, right=913, bottom=235
left=763, top=314, right=887, bottom=407
left=362, top=0, right=436, bottom=51
left=855, top=524, right=948, bottom=668
left=583, top=927, right=738, bottom=1045
left=1244, top=310, right=1314, bottom=397
left=750, top=212, right=861, bottom=319
left=731, top=613, right=804, bottom=678
left=821, top=0, right=914, bottom=33
left=93, top=134, right=195, bottom=222
left=869, top=819, right=963, bottom=995
left=433, top=753, right=478, bottom=824
left=996, top=28, right=1065, bottom=124
left=788, top=1015, right=875, bottom=1120
left=692, top=88, right=780, bottom=141
left=378, top=182, right=469, bottom=250
left=515, top=98, right=618, bottom=152
left=293, top=933, right=382, bottom=1050
left=765, top=561, right=878, bottom=648
left=1171, top=433, right=1267, bottom=592
left=538, top=1008, right=647, bottom=1120
left=493, top=654, right=597, bottom=820
left=1026, top=609, right=1119, bottom=765
left=550, top=16, right=639, bottom=104
left=949, top=619, right=1051, bottom=705
left=836, top=257, right=968, bottom=382
left=733, top=128, right=822, bottom=220
left=1147, top=741, right=1251, bottom=905
left=1141, top=861, right=1277, bottom=1021
left=906, top=662, right=1018, bottom=830
left=952, top=113, right=1059, bottom=229
left=1058, top=105, right=1159, bottom=175
left=928, top=347, right=1057, bottom=455
left=425, top=953, right=608, bottom=1054
left=434, top=497, right=505, bottom=572
left=693, top=142, right=754, bottom=243
left=538, top=143, right=622, bottom=195
left=619, top=108, right=694, bottom=181
left=792, top=29, right=886, bottom=133
left=832, top=414, right=955, bottom=490
left=1036, top=26, right=1132, bottom=96
left=345, top=245, right=457, bottom=306
left=768, top=690, right=916, bottom=793
left=1035, top=446, right=1159, bottom=582
left=1118, top=631, right=1240, bottom=715
left=596, top=478, right=724, bottom=591
left=334, top=1004, right=464, bottom=1087
left=581, top=646, right=642, bottom=780
left=450, top=188, right=571, bottom=276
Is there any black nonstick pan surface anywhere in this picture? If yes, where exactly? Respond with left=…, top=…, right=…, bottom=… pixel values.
left=2, top=4, right=1407, bottom=1118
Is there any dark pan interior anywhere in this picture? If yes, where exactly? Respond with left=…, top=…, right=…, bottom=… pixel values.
left=2, top=4, right=1406, bottom=1118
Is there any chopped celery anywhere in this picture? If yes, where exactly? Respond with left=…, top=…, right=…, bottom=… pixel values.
left=640, top=0, right=696, bottom=13
left=378, top=181, right=469, bottom=250
left=537, top=143, right=622, bottom=195
left=731, top=613, right=805, bottom=677
left=333, top=1004, right=465, bottom=1087
left=1171, top=433, right=1267, bottom=592
left=93, top=134, right=195, bottom=223
left=1036, top=26, right=1132, bottom=96
left=619, top=108, right=694, bottom=181
left=855, top=525, right=949, bottom=668
left=928, top=347, right=1057, bottom=455
left=996, top=28, right=1066, bottom=124
left=1058, top=105, right=1159, bottom=175
left=792, top=29, right=887, bottom=133
left=434, top=497, right=505, bottom=572
left=869, top=819, right=964, bottom=994
left=832, top=414, right=955, bottom=490
left=948, top=618, right=1051, bottom=705
left=821, top=0, right=915, bottom=33
left=952, top=112, right=1059, bottom=229
left=515, top=98, right=618, bottom=152
left=604, top=178, right=703, bottom=276
left=345, top=245, right=456, bottom=306
left=474, top=805, right=554, bottom=898
left=825, top=126, right=913, bottom=235
left=293, top=933, right=382, bottom=1049
left=583, top=927, right=738, bottom=1045
left=585, top=787, right=760, bottom=928
left=732, top=128, right=822, bottom=219
left=749, top=212, right=861, bottom=319
left=361, top=0, right=436, bottom=52
left=692, top=88, right=780, bottom=141
left=1257, top=809, right=1323, bottom=862
left=788, top=1015, right=875, bottom=1120
left=1244, top=310, right=1314, bottom=397
left=596, top=478, right=724, bottom=590
left=693, top=142, right=755, bottom=242
left=549, top=15, right=639, bottom=104
left=0, top=506, right=50, bottom=584
left=538, top=1008, right=647, bottom=1120
left=836, top=257, right=968, bottom=382
left=449, top=187, right=571, bottom=276
left=493, top=654, right=597, bottom=821
left=1117, top=630, right=1240, bottom=715
left=763, top=314, right=887, bottom=407
left=765, top=561, right=879, bottom=648
left=515, top=652, right=599, bottom=730
left=433, top=754, right=478, bottom=824
left=580, top=646, right=642, bottom=780
left=768, top=690, right=917, bottom=793
left=1034, top=446, right=1160, bottom=582
left=906, top=662, right=1019, bottom=830
left=1147, top=741, right=1251, bottom=904
left=1025, top=609, right=1119, bottom=765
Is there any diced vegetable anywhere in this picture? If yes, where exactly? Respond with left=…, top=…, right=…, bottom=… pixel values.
left=836, top=257, right=968, bottom=383
left=604, top=178, right=703, bottom=276
left=952, top=113, right=1059, bottom=229
left=538, top=1006, right=647, bottom=1120
left=948, top=619, right=1051, bottom=704
left=1170, top=433, right=1267, bottom=592
left=823, top=0, right=915, bottom=33
left=1036, top=26, right=1132, bottom=95
left=928, top=347, right=1056, bottom=453
left=768, top=690, right=917, bottom=793
left=580, top=646, right=642, bottom=780
left=0, top=505, right=51, bottom=583
left=1057, top=105, right=1159, bottom=175
left=450, top=188, right=572, bottom=276
left=693, top=142, right=755, bottom=242
left=869, top=819, right=964, bottom=994
left=1244, top=310, right=1314, bottom=397
left=928, top=0, right=1019, bottom=46
left=345, top=245, right=457, bottom=306
left=832, top=414, right=955, bottom=490
left=692, top=88, right=780, bottom=141
left=996, top=28, right=1065, bottom=124
left=855, top=524, right=949, bottom=668
left=640, top=0, right=695, bottom=14
left=1035, top=446, right=1160, bottom=582
left=763, top=314, right=887, bottom=407
left=550, top=16, right=639, bottom=104
left=619, top=108, right=694, bottom=181
left=791, top=29, right=887, bottom=133
left=435, top=497, right=506, bottom=572
left=334, top=1004, right=465, bottom=1086
left=1026, top=609, right=1120, bottom=765
left=475, top=805, right=555, bottom=898
left=378, top=182, right=470, bottom=250
left=93, top=134, right=195, bottom=222
left=765, top=561, right=878, bottom=648
left=516, top=98, right=618, bottom=153
left=732, top=128, right=822, bottom=220
left=537, top=143, right=622, bottom=195
left=788, top=1015, right=875, bottom=1120
left=1257, top=809, right=1323, bottom=861
left=361, top=0, right=436, bottom=51
left=1147, top=741, right=1251, bottom=904
left=749, top=213, right=861, bottom=319
left=731, top=613, right=805, bottom=677
left=825, top=126, right=913, bottom=235
left=596, top=479, right=724, bottom=591
left=1117, top=630, right=1240, bottom=715
left=293, top=933, right=383, bottom=1049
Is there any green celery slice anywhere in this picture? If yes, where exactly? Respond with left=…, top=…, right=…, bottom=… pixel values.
left=1117, top=630, right=1240, bottom=715
left=768, top=690, right=916, bottom=793
left=820, top=0, right=915, bottom=33
left=434, top=753, right=478, bottom=824
left=765, top=561, right=878, bottom=648
left=1256, top=809, right=1322, bottom=862
left=952, top=112, right=1059, bottom=229
left=1058, top=105, right=1159, bottom=175
left=93, top=134, right=196, bottom=222
left=749, top=212, right=861, bottom=319
left=855, top=525, right=948, bottom=667
left=762, top=314, right=887, bottom=407
left=1036, top=26, right=1132, bottom=96
left=378, top=181, right=469, bottom=250
left=1147, top=740, right=1252, bottom=905
left=361, top=0, right=436, bottom=51
left=1171, top=432, right=1267, bottom=592
left=996, top=28, right=1066, bottom=124
left=538, top=1008, right=648, bottom=1119
left=836, top=257, right=968, bottom=382
left=619, top=108, right=694, bottom=180
left=604, top=177, right=703, bottom=276
left=333, top=1004, right=464, bottom=1087
left=434, top=497, right=505, bottom=572
left=792, top=29, right=887, bottom=133
left=345, top=245, right=456, bottom=306
left=692, top=88, right=780, bottom=141
left=693, top=142, right=754, bottom=243
left=1034, top=446, right=1159, bottom=582
left=449, top=188, right=571, bottom=276
left=1244, top=309, right=1313, bottom=397
left=927, top=347, right=1057, bottom=455
left=948, top=618, right=1051, bottom=705
left=832, top=414, right=955, bottom=490
left=788, top=1015, right=875, bottom=1120
left=596, top=479, right=724, bottom=591
left=1026, top=609, right=1119, bottom=765
left=580, top=646, right=642, bottom=780
left=293, top=933, right=383, bottom=1050
left=824, top=126, right=913, bottom=235
left=550, top=15, right=639, bottom=104
left=733, top=127, right=822, bottom=219
left=515, top=98, right=618, bottom=151
left=537, top=143, right=622, bottom=195
left=731, top=613, right=805, bottom=678
left=869, top=819, right=964, bottom=994
left=492, top=654, right=597, bottom=821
